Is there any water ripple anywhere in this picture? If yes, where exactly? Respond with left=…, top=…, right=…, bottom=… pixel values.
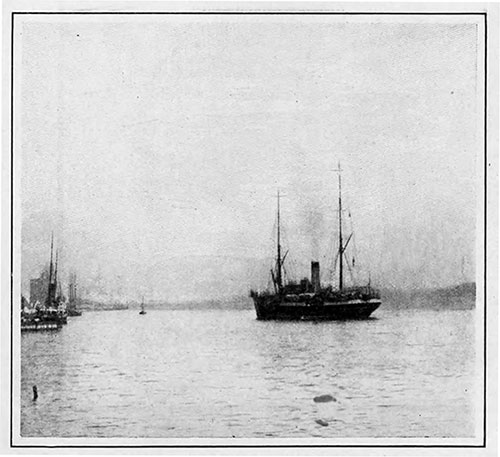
left=21, top=308, right=476, bottom=438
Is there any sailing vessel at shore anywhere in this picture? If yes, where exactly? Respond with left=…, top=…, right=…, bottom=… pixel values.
left=22, top=235, right=68, bottom=331
left=250, top=165, right=381, bottom=320
left=67, top=272, right=82, bottom=316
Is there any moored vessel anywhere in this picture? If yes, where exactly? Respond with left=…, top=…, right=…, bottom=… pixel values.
left=21, top=235, right=68, bottom=331
left=67, top=272, right=82, bottom=316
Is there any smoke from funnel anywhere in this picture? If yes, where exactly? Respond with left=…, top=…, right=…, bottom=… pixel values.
left=308, top=208, right=324, bottom=261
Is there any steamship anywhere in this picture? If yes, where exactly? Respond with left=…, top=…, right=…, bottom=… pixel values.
left=250, top=165, right=381, bottom=320
left=22, top=235, right=68, bottom=331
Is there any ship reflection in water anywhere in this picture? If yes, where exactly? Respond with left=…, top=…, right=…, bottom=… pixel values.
left=21, top=306, right=475, bottom=438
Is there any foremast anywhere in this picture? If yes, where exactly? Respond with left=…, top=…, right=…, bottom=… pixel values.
left=46, top=233, right=57, bottom=307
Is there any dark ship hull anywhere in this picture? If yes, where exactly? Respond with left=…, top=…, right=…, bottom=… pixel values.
left=21, top=308, right=67, bottom=331
left=252, top=291, right=380, bottom=321
left=21, top=319, right=63, bottom=332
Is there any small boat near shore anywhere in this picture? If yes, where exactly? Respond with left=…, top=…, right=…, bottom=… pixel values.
left=139, top=297, right=147, bottom=315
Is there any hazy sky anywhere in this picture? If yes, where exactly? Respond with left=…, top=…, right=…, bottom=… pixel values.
left=17, top=15, right=482, bottom=301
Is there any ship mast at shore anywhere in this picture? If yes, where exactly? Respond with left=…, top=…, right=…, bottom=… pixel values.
left=46, top=233, right=56, bottom=307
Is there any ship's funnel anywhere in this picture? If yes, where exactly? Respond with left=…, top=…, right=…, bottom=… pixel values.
left=311, top=261, right=320, bottom=293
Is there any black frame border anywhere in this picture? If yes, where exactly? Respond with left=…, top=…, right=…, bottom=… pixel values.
left=9, top=10, right=489, bottom=450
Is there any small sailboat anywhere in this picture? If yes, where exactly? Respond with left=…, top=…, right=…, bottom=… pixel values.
left=139, top=297, right=147, bottom=315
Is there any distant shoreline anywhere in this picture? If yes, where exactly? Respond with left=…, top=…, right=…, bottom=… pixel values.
left=380, top=282, right=475, bottom=311
left=81, top=282, right=475, bottom=312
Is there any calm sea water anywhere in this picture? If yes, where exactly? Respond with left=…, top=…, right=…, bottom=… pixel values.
left=21, top=307, right=477, bottom=438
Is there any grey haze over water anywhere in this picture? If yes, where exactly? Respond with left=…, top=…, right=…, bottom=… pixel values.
left=18, top=17, right=480, bottom=301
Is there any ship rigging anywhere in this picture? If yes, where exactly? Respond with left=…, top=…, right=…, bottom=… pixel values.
left=251, top=163, right=381, bottom=320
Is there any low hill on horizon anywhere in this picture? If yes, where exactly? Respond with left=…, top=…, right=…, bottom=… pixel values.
left=380, top=282, right=476, bottom=310
left=87, top=282, right=476, bottom=311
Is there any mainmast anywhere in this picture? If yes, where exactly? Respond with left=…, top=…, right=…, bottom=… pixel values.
left=54, top=249, right=59, bottom=288
left=276, top=190, right=283, bottom=293
left=48, top=233, right=54, bottom=288
left=46, top=233, right=54, bottom=306
left=338, top=163, right=343, bottom=291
